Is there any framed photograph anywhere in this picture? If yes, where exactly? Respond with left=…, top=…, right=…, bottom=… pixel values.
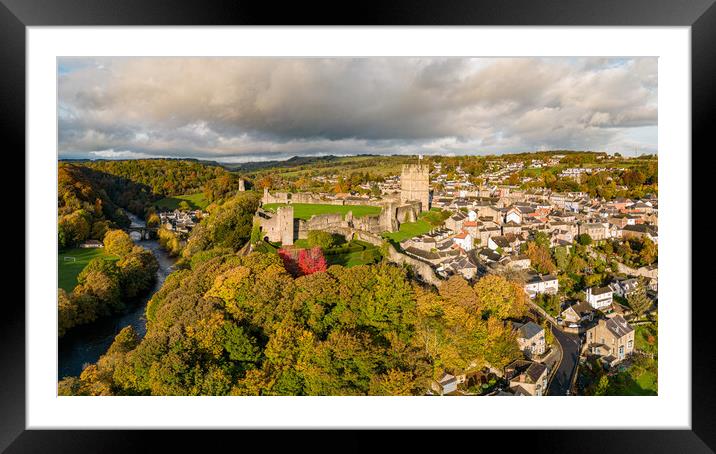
left=8, top=0, right=712, bottom=450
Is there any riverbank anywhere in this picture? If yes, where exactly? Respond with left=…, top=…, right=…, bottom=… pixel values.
left=58, top=214, right=177, bottom=379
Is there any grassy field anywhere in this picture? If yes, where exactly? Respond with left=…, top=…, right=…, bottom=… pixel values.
left=155, top=193, right=209, bottom=210
left=381, top=209, right=448, bottom=244
left=253, top=155, right=411, bottom=181
left=382, top=219, right=433, bottom=243
left=58, top=248, right=119, bottom=292
left=327, top=247, right=382, bottom=267
left=633, top=370, right=658, bottom=395
left=263, top=203, right=381, bottom=220
left=635, top=323, right=658, bottom=355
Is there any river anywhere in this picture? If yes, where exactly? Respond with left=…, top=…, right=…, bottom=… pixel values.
left=58, top=213, right=177, bottom=379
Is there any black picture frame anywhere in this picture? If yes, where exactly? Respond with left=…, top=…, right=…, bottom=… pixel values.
left=4, top=0, right=712, bottom=451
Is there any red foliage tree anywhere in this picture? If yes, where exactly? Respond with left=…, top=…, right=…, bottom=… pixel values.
left=278, top=248, right=299, bottom=276
left=297, top=247, right=327, bottom=276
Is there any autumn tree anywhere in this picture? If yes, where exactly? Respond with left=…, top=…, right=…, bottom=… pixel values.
left=473, top=274, right=528, bottom=320
left=638, top=237, right=657, bottom=266
left=104, top=229, right=135, bottom=257
left=525, top=242, right=557, bottom=275
left=297, top=247, right=328, bottom=276
left=368, top=369, right=416, bottom=395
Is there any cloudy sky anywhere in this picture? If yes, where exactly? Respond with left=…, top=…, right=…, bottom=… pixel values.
left=58, top=57, right=657, bottom=162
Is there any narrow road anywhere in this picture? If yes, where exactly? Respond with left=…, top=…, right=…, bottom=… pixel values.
left=548, top=325, right=581, bottom=395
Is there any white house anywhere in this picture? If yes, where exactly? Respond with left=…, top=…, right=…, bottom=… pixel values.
left=79, top=240, right=103, bottom=248
left=506, top=207, right=522, bottom=224
left=585, top=286, right=613, bottom=309
left=524, top=273, right=559, bottom=299
left=452, top=231, right=474, bottom=252
left=432, top=373, right=458, bottom=395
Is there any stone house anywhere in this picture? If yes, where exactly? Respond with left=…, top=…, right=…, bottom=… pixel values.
left=515, top=321, right=546, bottom=359
left=505, top=360, right=549, bottom=396
left=560, top=300, right=594, bottom=325
left=452, top=230, right=474, bottom=252
left=579, top=222, right=610, bottom=241
left=583, top=315, right=635, bottom=366
left=622, top=224, right=658, bottom=244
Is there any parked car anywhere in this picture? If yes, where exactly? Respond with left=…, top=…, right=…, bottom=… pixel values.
left=568, top=323, right=579, bottom=329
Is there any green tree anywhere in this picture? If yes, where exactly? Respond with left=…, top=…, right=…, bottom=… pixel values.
left=543, top=320, right=555, bottom=346
left=577, top=233, right=593, bottom=246
left=627, top=279, right=651, bottom=319
left=534, top=231, right=551, bottom=249
left=307, top=230, right=338, bottom=249
left=553, top=246, right=570, bottom=271
left=594, top=374, right=610, bottom=396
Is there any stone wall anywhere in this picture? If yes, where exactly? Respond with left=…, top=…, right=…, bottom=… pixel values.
left=298, top=212, right=348, bottom=239
left=384, top=243, right=442, bottom=287
left=262, top=188, right=385, bottom=207
left=616, top=262, right=658, bottom=279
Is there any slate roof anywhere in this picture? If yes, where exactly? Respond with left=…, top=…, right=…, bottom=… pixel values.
left=590, top=286, right=613, bottom=296
left=623, top=224, right=658, bottom=235
left=517, top=321, right=544, bottom=340
left=605, top=315, right=634, bottom=338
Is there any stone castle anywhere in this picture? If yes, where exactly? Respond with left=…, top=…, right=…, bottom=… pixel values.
left=255, top=162, right=430, bottom=245
left=400, top=164, right=430, bottom=212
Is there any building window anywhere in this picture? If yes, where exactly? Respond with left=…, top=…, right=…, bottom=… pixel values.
left=628, top=340, right=633, bottom=349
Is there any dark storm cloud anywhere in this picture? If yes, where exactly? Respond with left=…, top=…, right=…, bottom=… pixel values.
left=57, top=57, right=657, bottom=160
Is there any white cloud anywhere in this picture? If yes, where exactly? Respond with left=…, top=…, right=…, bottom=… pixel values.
left=58, top=57, right=658, bottom=160
left=89, top=149, right=155, bottom=159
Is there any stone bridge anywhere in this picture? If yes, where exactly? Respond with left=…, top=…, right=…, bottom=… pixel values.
left=124, top=226, right=158, bottom=240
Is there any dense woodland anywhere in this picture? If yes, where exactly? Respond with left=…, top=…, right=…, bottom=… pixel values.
left=82, top=159, right=244, bottom=203
left=58, top=163, right=151, bottom=248
left=59, top=190, right=528, bottom=395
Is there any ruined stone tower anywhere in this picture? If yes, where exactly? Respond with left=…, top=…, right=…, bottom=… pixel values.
left=379, top=201, right=399, bottom=232
left=276, top=205, right=294, bottom=246
left=238, top=178, right=245, bottom=192
left=400, top=164, right=430, bottom=212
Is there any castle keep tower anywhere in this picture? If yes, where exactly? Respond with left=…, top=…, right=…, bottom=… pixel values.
left=400, top=164, right=430, bottom=212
